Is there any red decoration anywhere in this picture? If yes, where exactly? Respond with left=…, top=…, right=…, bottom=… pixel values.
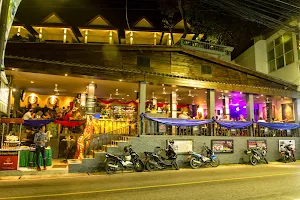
left=0, top=155, right=18, bottom=170
left=98, top=99, right=138, bottom=106
left=54, top=120, right=86, bottom=127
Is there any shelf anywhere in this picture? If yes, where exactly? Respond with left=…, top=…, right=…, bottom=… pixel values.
left=4, top=141, right=21, bottom=144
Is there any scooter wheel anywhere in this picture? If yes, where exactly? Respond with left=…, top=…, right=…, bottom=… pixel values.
left=190, top=157, right=200, bottom=169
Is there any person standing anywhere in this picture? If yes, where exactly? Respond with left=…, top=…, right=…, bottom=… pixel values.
left=34, top=126, right=48, bottom=171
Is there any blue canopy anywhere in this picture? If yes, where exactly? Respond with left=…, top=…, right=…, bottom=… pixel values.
left=141, top=113, right=213, bottom=126
left=256, top=122, right=300, bottom=130
left=215, top=120, right=253, bottom=129
left=24, top=119, right=54, bottom=127
left=141, top=114, right=300, bottom=130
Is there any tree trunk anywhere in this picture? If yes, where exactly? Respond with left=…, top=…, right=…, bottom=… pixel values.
left=178, top=0, right=188, bottom=38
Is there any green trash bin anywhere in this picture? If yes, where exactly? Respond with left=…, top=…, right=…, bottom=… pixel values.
left=20, top=148, right=52, bottom=167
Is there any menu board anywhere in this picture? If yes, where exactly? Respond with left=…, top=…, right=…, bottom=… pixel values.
left=166, top=139, right=193, bottom=154
left=211, top=140, right=234, bottom=153
left=247, top=140, right=267, bottom=149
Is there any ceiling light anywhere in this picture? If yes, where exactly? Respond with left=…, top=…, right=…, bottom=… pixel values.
left=91, top=81, right=94, bottom=83
left=12, top=68, right=15, bottom=71
left=65, top=74, right=68, bottom=76
left=119, top=79, right=122, bottom=82
left=30, top=81, right=34, bottom=83
left=127, top=95, right=129, bottom=97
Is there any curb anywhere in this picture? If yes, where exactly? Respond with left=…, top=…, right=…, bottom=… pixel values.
left=0, top=172, right=91, bottom=181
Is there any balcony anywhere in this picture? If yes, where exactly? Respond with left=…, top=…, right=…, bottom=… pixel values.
left=179, top=39, right=234, bottom=61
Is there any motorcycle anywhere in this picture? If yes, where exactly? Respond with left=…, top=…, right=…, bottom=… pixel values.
left=104, top=145, right=144, bottom=174
left=188, top=146, right=220, bottom=169
left=245, top=146, right=268, bottom=166
left=280, top=144, right=296, bottom=163
left=144, top=141, right=179, bottom=171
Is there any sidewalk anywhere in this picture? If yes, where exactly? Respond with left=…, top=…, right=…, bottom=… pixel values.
left=1, top=161, right=299, bottom=181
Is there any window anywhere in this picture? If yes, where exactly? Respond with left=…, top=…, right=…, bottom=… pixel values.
left=267, top=33, right=294, bottom=72
left=201, top=65, right=212, bottom=74
left=137, top=55, right=150, bottom=67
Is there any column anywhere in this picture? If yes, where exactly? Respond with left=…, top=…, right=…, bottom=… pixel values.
left=170, top=91, right=177, bottom=135
left=206, top=89, right=215, bottom=119
left=138, top=82, right=146, bottom=135
left=266, top=97, right=272, bottom=122
left=246, top=94, right=254, bottom=121
left=246, top=93, right=254, bottom=137
left=13, top=88, right=21, bottom=118
left=86, top=83, right=96, bottom=115
left=293, top=98, right=300, bottom=123
left=222, top=95, right=230, bottom=119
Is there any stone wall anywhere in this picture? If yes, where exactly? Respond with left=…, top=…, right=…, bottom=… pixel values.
left=69, top=135, right=300, bottom=173
left=126, top=135, right=300, bottom=165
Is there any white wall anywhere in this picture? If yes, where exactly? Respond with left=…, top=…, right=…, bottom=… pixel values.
left=254, top=40, right=268, bottom=74
left=234, top=46, right=256, bottom=70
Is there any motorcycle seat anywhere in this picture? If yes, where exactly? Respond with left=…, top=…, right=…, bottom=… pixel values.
left=106, top=153, right=119, bottom=159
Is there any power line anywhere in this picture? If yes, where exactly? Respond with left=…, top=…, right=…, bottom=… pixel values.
left=275, top=0, right=300, bottom=10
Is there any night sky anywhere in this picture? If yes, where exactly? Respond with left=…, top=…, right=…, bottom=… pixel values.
left=15, top=0, right=267, bottom=58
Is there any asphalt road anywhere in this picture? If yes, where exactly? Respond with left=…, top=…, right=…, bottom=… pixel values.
left=1, top=163, right=300, bottom=200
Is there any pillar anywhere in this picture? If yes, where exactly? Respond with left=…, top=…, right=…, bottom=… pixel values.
left=246, top=94, right=254, bottom=121
left=86, top=83, right=96, bottom=115
left=206, top=89, right=215, bottom=119
left=63, top=28, right=67, bottom=43
left=222, top=95, right=230, bottom=118
left=266, top=97, right=272, bottom=122
left=293, top=98, right=300, bottom=123
left=138, top=82, right=146, bottom=135
left=13, top=88, right=21, bottom=118
left=170, top=91, right=177, bottom=135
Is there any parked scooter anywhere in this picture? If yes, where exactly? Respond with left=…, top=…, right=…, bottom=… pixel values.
left=188, top=146, right=220, bottom=169
left=104, top=145, right=144, bottom=174
left=280, top=143, right=296, bottom=163
left=144, top=140, right=179, bottom=171
left=245, top=146, right=268, bottom=166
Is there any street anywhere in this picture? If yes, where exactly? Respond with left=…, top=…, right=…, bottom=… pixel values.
left=0, top=163, right=300, bottom=200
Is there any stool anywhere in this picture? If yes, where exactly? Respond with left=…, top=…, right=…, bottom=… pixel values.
left=28, top=150, right=36, bottom=169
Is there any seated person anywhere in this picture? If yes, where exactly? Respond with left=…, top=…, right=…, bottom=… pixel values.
left=239, top=115, right=246, bottom=122
left=42, top=111, right=52, bottom=119
left=22, top=109, right=34, bottom=120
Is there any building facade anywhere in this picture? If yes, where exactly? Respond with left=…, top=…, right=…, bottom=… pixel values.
left=235, top=20, right=300, bottom=88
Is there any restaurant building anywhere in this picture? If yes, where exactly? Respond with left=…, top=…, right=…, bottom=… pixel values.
left=1, top=12, right=300, bottom=171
